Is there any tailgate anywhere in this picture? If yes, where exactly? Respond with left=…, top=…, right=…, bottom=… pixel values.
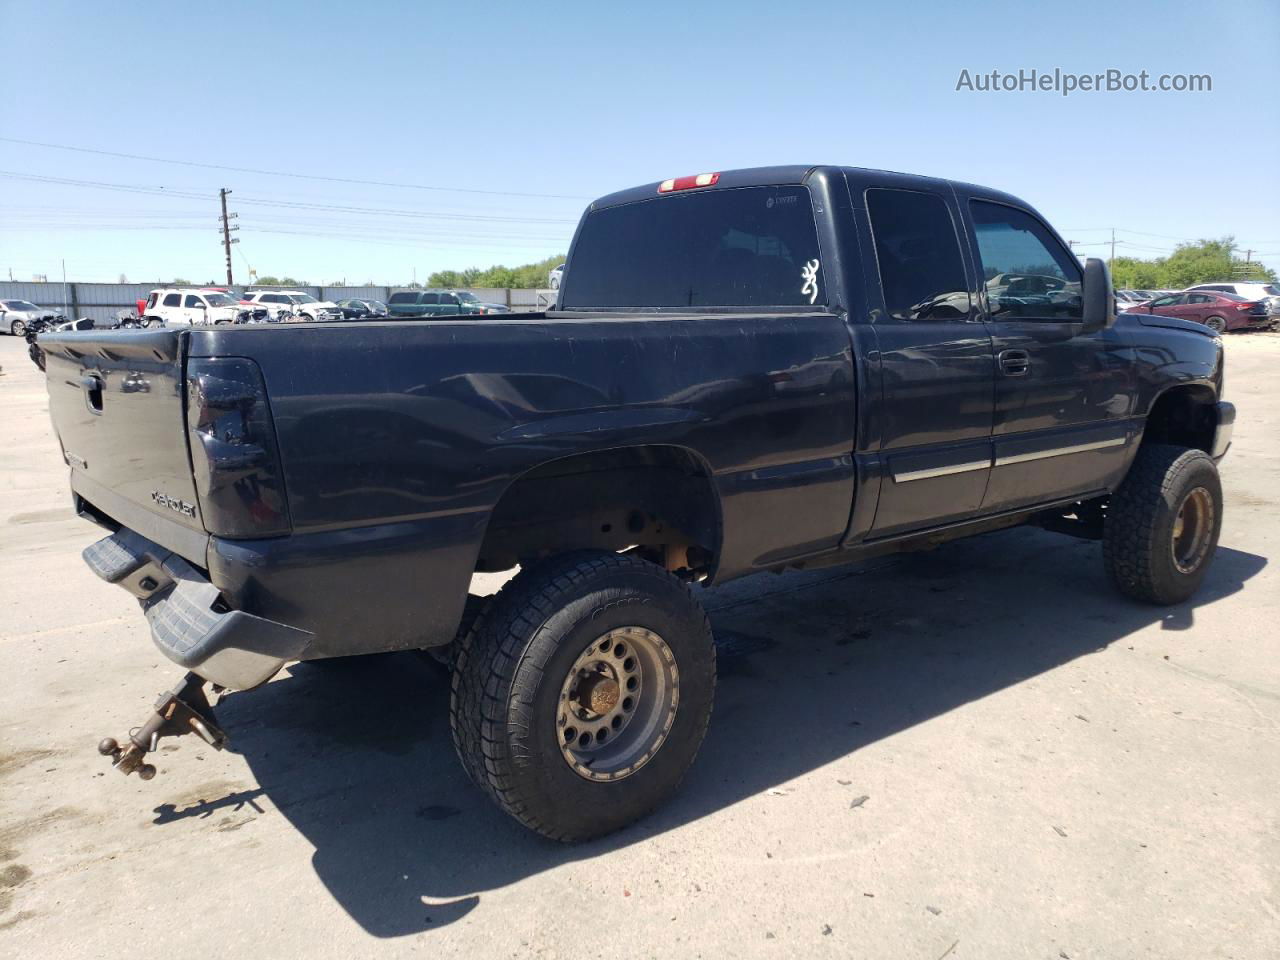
left=42, top=329, right=204, bottom=537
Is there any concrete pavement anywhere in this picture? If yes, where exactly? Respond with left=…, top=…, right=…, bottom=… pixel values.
left=1, top=332, right=1277, bottom=958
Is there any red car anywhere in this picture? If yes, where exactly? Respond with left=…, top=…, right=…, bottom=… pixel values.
left=1133, top=290, right=1275, bottom=333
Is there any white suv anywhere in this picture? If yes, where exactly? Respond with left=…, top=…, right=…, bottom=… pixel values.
left=1184, top=281, right=1280, bottom=311
left=142, top=288, right=260, bottom=326
left=244, top=290, right=344, bottom=322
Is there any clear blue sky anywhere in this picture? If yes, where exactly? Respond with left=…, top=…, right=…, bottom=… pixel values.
left=2, top=0, right=1277, bottom=284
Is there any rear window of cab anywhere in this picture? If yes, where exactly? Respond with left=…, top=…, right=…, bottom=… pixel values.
left=562, top=185, right=826, bottom=309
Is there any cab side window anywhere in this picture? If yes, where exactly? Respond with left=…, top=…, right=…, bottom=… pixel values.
left=970, top=200, right=1082, bottom=321
left=866, top=189, right=970, bottom=321
left=439, top=293, right=459, bottom=305
left=162, top=293, right=181, bottom=307
left=184, top=295, right=204, bottom=308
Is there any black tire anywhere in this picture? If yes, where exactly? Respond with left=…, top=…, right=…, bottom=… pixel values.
left=1204, top=315, right=1226, bottom=333
left=10, top=318, right=26, bottom=337
left=450, top=551, right=716, bottom=842
left=1103, top=444, right=1222, bottom=604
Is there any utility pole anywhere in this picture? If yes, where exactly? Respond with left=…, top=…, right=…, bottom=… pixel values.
left=218, top=188, right=238, bottom=285
left=1109, top=228, right=1116, bottom=270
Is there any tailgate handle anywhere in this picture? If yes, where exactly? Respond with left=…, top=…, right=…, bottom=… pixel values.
left=80, top=374, right=104, bottom=413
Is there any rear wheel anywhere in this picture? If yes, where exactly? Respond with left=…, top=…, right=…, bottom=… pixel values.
left=1204, top=315, right=1227, bottom=333
left=450, top=551, right=716, bottom=842
left=1103, top=444, right=1222, bottom=604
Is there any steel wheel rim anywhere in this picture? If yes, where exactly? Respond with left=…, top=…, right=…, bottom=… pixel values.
left=556, top=627, right=679, bottom=782
left=1205, top=316, right=1225, bottom=333
left=11, top=320, right=25, bottom=337
left=1171, top=486, right=1214, bottom=574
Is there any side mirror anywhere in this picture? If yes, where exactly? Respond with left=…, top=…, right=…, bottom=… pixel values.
left=1081, top=258, right=1116, bottom=333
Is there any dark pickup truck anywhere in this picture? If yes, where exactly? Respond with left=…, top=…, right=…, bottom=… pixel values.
left=39, top=164, right=1233, bottom=842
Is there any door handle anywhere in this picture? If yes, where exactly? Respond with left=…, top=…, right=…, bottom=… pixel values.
left=998, top=349, right=1030, bottom=377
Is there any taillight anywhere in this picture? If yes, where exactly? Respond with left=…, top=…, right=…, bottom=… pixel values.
left=186, top=358, right=289, bottom=538
left=1234, top=301, right=1260, bottom=312
left=658, top=172, right=720, bottom=193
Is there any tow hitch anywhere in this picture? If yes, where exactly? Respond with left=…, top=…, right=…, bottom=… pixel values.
left=97, top=672, right=228, bottom=780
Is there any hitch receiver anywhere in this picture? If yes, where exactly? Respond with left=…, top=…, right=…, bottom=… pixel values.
left=98, top=672, right=227, bottom=779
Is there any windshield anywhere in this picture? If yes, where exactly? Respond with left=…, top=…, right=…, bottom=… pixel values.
left=289, top=294, right=318, bottom=304
left=204, top=293, right=238, bottom=306
left=1264, top=285, right=1280, bottom=296
left=456, top=291, right=479, bottom=302
left=3, top=300, right=40, bottom=311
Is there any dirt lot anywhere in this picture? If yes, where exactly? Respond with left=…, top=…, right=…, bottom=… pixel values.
left=1, top=332, right=1277, bottom=959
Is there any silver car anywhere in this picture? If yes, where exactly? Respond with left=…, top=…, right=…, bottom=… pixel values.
left=1, top=299, right=57, bottom=337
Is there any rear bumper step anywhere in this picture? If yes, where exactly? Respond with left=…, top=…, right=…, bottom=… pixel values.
left=83, top=530, right=314, bottom=689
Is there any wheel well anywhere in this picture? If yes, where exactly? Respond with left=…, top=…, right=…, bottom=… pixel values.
left=1142, top=385, right=1217, bottom=454
left=476, top=446, right=721, bottom=578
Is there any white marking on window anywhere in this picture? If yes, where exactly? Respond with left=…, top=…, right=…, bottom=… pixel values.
left=801, top=259, right=821, bottom=305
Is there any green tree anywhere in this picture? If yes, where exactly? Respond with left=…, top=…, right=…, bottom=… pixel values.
left=1107, top=238, right=1276, bottom=289
left=427, top=254, right=566, bottom=290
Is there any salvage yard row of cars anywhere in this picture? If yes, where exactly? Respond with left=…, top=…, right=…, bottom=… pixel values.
left=5, top=277, right=1276, bottom=336
left=1114, top=281, right=1280, bottom=332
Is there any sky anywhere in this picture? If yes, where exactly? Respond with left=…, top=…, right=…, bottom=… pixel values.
left=2, top=0, right=1278, bottom=285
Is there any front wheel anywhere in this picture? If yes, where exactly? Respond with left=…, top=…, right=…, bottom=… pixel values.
left=1103, top=444, right=1223, bottom=604
left=1204, top=315, right=1227, bottom=333
left=9, top=318, right=26, bottom=337
left=450, top=551, right=716, bottom=842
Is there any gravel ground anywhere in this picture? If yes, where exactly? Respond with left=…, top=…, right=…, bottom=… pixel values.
left=1, top=331, right=1277, bottom=958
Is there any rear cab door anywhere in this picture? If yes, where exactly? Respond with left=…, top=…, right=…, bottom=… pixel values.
left=845, top=170, right=996, bottom=538
left=956, top=190, right=1136, bottom=511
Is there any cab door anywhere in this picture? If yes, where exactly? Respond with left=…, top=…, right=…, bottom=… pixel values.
left=960, top=195, right=1136, bottom=512
left=851, top=175, right=996, bottom=537
left=181, top=293, right=206, bottom=325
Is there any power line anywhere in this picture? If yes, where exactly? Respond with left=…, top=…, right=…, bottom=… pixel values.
left=0, top=136, right=593, bottom=201
left=0, top=171, right=580, bottom=225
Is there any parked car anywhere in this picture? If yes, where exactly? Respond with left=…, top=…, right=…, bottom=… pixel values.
left=141, top=288, right=268, bottom=326
left=1115, top=289, right=1148, bottom=311
left=335, top=298, right=389, bottom=319
left=243, top=290, right=343, bottom=322
left=40, top=164, right=1233, bottom=843
left=549, top=263, right=565, bottom=289
left=1, top=298, right=63, bottom=336
left=386, top=289, right=497, bottom=317
left=1132, top=290, right=1273, bottom=332
left=1184, top=281, right=1280, bottom=315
